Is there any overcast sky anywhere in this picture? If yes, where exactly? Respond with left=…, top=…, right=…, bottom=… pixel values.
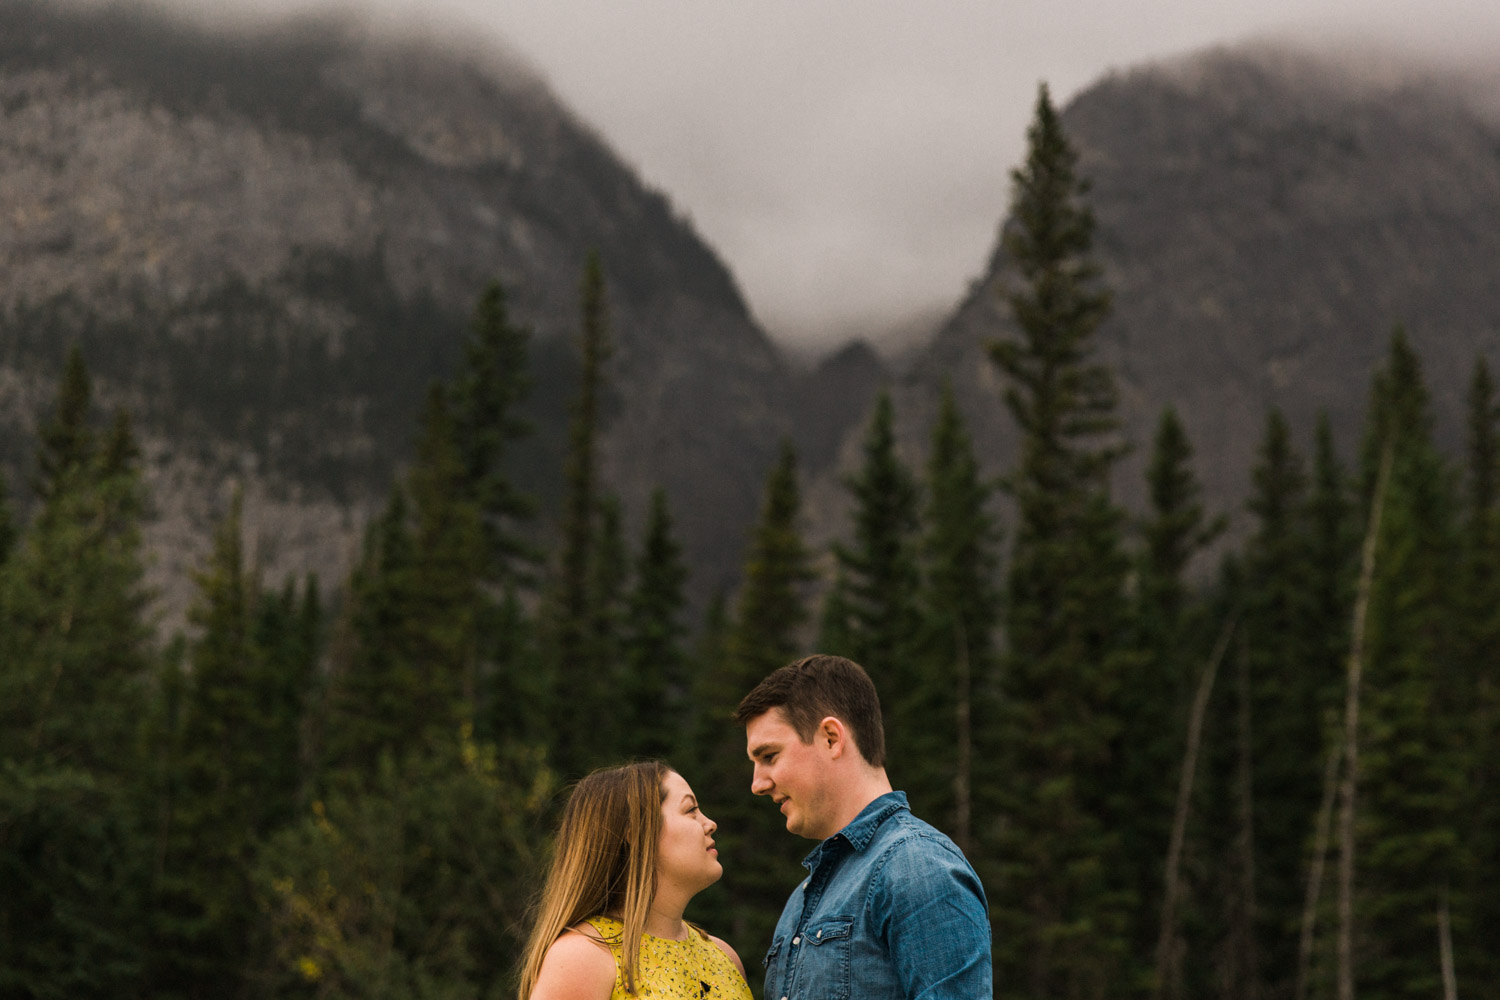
left=163, top=0, right=1500, bottom=352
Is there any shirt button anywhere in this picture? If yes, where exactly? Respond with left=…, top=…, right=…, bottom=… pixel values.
left=791, top=936, right=800, bottom=945
left=816, top=930, right=823, bottom=939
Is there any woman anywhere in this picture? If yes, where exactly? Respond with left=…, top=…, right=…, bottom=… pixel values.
left=517, top=761, right=751, bottom=1000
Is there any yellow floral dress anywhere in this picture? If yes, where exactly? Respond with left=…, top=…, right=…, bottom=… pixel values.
left=583, top=916, right=752, bottom=1000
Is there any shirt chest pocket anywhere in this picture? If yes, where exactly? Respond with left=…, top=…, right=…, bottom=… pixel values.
left=787, top=918, right=853, bottom=1000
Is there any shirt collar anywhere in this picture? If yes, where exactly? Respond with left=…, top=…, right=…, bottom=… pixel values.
left=803, top=791, right=909, bottom=868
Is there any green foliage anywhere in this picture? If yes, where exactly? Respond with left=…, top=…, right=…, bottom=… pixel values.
left=0, top=347, right=151, bottom=775
left=449, top=280, right=538, bottom=586
left=1344, top=330, right=1468, bottom=1000
left=1118, top=407, right=1223, bottom=986
left=149, top=493, right=319, bottom=996
left=255, top=734, right=555, bottom=1000
left=0, top=469, right=15, bottom=566
left=820, top=392, right=924, bottom=684
left=0, top=762, right=149, bottom=999
left=691, top=439, right=817, bottom=991
left=322, top=387, right=486, bottom=775
left=622, top=489, right=691, bottom=760
left=541, top=253, right=616, bottom=778
left=987, top=83, right=1134, bottom=998
left=1458, top=356, right=1500, bottom=990
left=912, top=384, right=1002, bottom=846
left=6, top=187, right=1500, bottom=1000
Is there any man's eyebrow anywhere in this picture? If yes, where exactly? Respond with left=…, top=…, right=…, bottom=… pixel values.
left=748, top=741, right=780, bottom=760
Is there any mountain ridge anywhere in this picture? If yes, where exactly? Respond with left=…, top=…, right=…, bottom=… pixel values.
left=0, top=0, right=792, bottom=626
left=5, top=7, right=1499, bottom=625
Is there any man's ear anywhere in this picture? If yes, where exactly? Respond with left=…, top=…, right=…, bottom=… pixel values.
left=819, top=717, right=847, bottom=759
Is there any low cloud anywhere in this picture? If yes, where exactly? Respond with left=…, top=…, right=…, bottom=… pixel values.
left=105, top=0, right=1500, bottom=349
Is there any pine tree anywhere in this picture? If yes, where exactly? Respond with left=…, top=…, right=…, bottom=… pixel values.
left=1234, top=409, right=1332, bottom=999
left=542, top=253, right=614, bottom=777
left=0, top=469, right=16, bottom=567
left=693, top=440, right=817, bottom=987
left=1122, top=406, right=1223, bottom=986
left=0, top=350, right=151, bottom=775
left=1345, top=330, right=1467, bottom=999
left=621, top=488, right=691, bottom=760
left=30, top=344, right=94, bottom=505
left=820, top=391, right=923, bottom=695
left=1458, top=356, right=1500, bottom=991
left=322, top=387, right=486, bottom=775
left=252, top=575, right=322, bottom=813
left=448, top=279, right=537, bottom=583
left=447, top=279, right=543, bottom=752
left=152, top=492, right=282, bottom=994
left=915, top=383, right=1002, bottom=849
left=987, top=82, right=1133, bottom=998
left=320, top=490, right=417, bottom=772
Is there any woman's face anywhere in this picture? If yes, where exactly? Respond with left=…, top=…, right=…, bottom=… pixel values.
left=656, top=770, right=721, bottom=896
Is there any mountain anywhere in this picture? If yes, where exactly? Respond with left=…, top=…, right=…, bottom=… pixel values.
left=0, top=0, right=794, bottom=624
left=877, top=44, right=1500, bottom=551
left=6, top=7, right=1500, bottom=628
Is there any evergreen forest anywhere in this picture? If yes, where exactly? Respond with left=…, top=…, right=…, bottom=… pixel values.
left=2, top=87, right=1497, bottom=1000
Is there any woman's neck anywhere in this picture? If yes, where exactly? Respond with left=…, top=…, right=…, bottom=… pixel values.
left=643, top=892, right=690, bottom=940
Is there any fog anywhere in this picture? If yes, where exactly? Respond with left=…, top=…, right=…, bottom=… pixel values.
left=131, top=0, right=1500, bottom=352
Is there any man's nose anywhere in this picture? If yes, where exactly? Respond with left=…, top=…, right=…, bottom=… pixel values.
left=750, top=769, right=772, bottom=796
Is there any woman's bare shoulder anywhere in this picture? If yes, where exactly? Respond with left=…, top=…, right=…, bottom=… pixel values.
left=706, top=933, right=746, bottom=978
left=527, top=924, right=616, bottom=1000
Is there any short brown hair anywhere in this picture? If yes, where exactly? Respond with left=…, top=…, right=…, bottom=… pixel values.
left=734, top=654, right=886, bottom=767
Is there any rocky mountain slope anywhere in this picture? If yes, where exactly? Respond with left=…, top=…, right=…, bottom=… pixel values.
left=0, top=0, right=794, bottom=623
left=872, top=44, right=1500, bottom=551
left=5, top=5, right=1498, bottom=627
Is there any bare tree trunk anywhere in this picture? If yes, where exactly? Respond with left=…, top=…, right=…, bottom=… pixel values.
left=1337, top=441, right=1394, bottom=1000
left=1438, top=886, right=1458, bottom=1000
left=1153, top=613, right=1238, bottom=1000
left=1295, top=720, right=1343, bottom=1000
left=953, top=620, right=972, bottom=855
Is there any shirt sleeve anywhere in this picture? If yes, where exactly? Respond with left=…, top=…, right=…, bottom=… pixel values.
left=873, top=834, right=993, bottom=1000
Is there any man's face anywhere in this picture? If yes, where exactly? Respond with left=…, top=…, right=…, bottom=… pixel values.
left=745, top=707, right=838, bottom=841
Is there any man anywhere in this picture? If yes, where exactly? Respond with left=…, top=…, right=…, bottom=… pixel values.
left=737, top=654, right=992, bottom=999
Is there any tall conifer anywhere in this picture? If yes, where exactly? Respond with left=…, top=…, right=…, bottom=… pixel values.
left=322, top=388, right=485, bottom=774
left=153, top=493, right=277, bottom=994
left=820, top=391, right=923, bottom=695
left=448, top=279, right=537, bottom=582
left=1459, top=355, right=1500, bottom=990
left=622, top=489, right=690, bottom=760
left=543, top=253, right=613, bottom=776
left=1346, top=330, right=1467, bottom=999
left=693, top=440, right=816, bottom=987
left=1123, top=406, right=1223, bottom=981
left=916, top=383, right=1001, bottom=848
left=0, top=350, right=150, bottom=775
left=987, top=83, right=1132, bottom=998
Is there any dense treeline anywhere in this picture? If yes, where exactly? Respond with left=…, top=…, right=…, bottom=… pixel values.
left=3, top=86, right=1497, bottom=1000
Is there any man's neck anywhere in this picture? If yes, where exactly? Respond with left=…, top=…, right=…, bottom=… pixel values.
left=825, top=767, right=894, bottom=838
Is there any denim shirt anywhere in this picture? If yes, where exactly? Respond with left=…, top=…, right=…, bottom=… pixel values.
left=762, top=792, right=991, bottom=1000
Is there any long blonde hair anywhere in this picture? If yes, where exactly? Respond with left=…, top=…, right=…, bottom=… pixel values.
left=517, top=761, right=670, bottom=998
